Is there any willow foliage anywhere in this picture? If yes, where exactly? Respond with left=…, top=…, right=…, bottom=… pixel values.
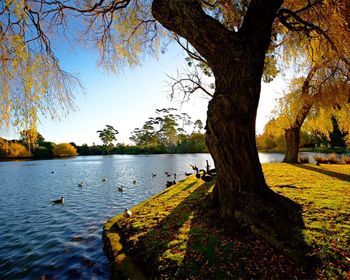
left=0, top=0, right=349, bottom=137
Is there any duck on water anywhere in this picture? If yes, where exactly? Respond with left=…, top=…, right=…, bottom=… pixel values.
left=52, top=196, right=64, bottom=204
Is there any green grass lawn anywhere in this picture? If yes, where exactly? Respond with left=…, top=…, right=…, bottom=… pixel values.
left=104, top=163, right=350, bottom=279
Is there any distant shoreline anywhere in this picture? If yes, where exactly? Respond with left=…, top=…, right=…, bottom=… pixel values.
left=1, top=149, right=349, bottom=163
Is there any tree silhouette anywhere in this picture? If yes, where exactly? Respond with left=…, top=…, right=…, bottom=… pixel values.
left=97, top=125, right=119, bottom=146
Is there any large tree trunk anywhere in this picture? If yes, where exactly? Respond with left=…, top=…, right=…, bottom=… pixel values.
left=283, top=126, right=301, bottom=163
left=205, top=67, right=269, bottom=217
left=152, top=0, right=283, bottom=216
left=151, top=0, right=312, bottom=264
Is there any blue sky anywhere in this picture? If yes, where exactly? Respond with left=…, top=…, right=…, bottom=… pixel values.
left=2, top=42, right=285, bottom=145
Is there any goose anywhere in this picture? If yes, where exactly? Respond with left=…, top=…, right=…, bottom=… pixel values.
left=52, top=196, right=64, bottom=204
left=208, top=168, right=217, bottom=176
left=205, top=160, right=211, bottom=173
left=201, top=173, right=213, bottom=182
left=123, top=208, right=132, bottom=218
left=78, top=182, right=84, bottom=188
left=200, top=170, right=213, bottom=182
left=152, top=173, right=157, bottom=177
left=166, top=180, right=176, bottom=188
left=117, top=185, right=124, bottom=193
left=189, top=164, right=199, bottom=173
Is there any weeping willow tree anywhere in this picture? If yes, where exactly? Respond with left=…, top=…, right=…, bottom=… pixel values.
left=1, top=0, right=349, bottom=254
left=304, top=85, right=350, bottom=148
left=270, top=64, right=350, bottom=162
left=0, top=1, right=79, bottom=132
left=271, top=0, right=350, bottom=162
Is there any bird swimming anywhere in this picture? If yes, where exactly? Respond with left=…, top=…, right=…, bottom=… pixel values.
left=102, top=178, right=107, bottom=182
left=152, top=173, right=157, bottom=177
left=123, top=208, right=132, bottom=218
left=78, top=182, right=84, bottom=188
left=185, top=172, right=192, bottom=176
left=118, top=185, right=124, bottom=193
left=166, top=180, right=176, bottom=188
left=133, top=180, right=137, bottom=184
left=52, top=196, right=64, bottom=204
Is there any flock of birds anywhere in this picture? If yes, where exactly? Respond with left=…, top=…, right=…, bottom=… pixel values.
left=51, top=160, right=216, bottom=218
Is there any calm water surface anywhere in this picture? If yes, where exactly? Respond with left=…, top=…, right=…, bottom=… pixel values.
left=0, top=152, right=315, bottom=279
left=0, top=154, right=217, bottom=279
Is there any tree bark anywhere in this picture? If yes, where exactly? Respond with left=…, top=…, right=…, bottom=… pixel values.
left=282, top=66, right=320, bottom=163
left=152, top=0, right=283, bottom=217
left=149, top=1, right=324, bottom=268
left=151, top=1, right=315, bottom=265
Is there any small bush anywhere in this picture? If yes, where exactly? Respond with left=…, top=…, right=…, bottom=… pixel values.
left=299, top=155, right=309, bottom=163
left=342, top=156, right=350, bottom=164
left=52, top=143, right=78, bottom=157
left=314, top=154, right=328, bottom=164
left=327, top=153, right=340, bottom=164
left=0, top=142, right=32, bottom=158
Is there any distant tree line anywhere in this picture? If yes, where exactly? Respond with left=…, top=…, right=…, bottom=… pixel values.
left=0, top=108, right=207, bottom=159
left=78, top=108, right=207, bottom=155
left=0, top=129, right=78, bottom=159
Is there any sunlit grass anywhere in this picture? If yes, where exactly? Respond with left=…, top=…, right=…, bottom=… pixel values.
left=264, top=163, right=350, bottom=279
left=104, top=164, right=350, bottom=279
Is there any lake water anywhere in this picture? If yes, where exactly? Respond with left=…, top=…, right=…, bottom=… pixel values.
left=0, top=152, right=331, bottom=279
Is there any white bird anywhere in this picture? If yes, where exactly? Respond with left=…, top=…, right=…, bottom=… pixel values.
left=52, top=196, right=64, bottom=204
left=102, top=178, right=107, bottom=182
left=78, top=182, right=84, bottom=188
left=133, top=180, right=137, bottom=184
left=117, top=185, right=124, bottom=193
left=123, top=208, right=132, bottom=218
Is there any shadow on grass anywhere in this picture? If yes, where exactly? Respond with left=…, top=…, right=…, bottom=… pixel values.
left=130, top=180, right=314, bottom=279
left=291, top=164, right=350, bottom=182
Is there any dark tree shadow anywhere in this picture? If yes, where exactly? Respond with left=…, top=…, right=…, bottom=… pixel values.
left=116, top=180, right=316, bottom=279
left=291, top=164, right=350, bottom=182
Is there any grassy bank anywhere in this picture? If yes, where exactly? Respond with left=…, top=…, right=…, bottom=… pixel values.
left=104, top=164, right=350, bottom=279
